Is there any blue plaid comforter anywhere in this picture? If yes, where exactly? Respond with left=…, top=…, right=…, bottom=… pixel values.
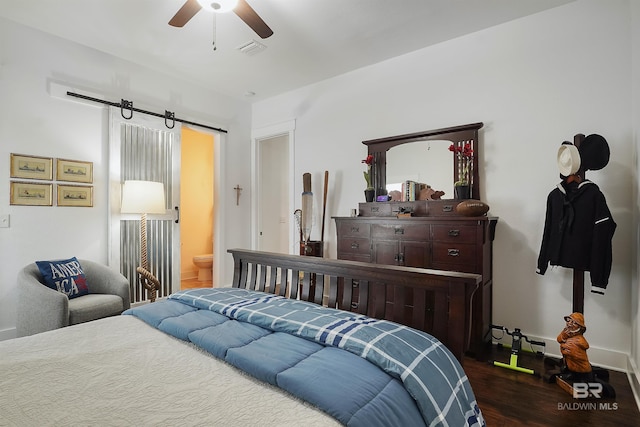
left=126, top=288, right=484, bottom=426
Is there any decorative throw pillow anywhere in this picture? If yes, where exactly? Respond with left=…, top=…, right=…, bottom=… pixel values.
left=35, top=257, right=89, bottom=299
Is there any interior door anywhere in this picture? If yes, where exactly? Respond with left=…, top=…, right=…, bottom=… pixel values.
left=108, top=107, right=181, bottom=302
left=257, top=135, right=289, bottom=253
left=251, top=120, right=296, bottom=254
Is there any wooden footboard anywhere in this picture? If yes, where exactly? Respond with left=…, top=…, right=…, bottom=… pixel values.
left=228, top=249, right=481, bottom=363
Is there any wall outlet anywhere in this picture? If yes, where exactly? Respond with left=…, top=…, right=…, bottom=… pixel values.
left=0, top=214, right=9, bottom=228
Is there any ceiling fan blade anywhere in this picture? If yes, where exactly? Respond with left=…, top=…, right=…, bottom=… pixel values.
left=169, top=0, right=202, bottom=27
left=234, top=0, right=274, bottom=39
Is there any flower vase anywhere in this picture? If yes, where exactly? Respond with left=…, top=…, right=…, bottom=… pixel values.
left=364, top=188, right=375, bottom=203
left=454, top=185, right=470, bottom=200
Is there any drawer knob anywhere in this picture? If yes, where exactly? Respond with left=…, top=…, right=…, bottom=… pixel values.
left=351, top=242, right=360, bottom=249
left=394, top=227, right=405, bottom=235
left=350, top=227, right=359, bottom=233
left=442, top=205, right=453, bottom=212
left=351, top=302, right=359, bottom=309
left=448, top=229, right=460, bottom=237
left=448, top=249, right=460, bottom=257
left=371, top=207, right=379, bottom=212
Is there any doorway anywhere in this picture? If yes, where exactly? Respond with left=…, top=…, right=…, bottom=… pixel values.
left=180, top=127, right=215, bottom=289
left=257, top=135, right=289, bottom=253
left=251, top=120, right=296, bottom=254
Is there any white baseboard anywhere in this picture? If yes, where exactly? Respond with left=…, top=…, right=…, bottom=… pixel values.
left=628, top=357, right=640, bottom=413
left=0, top=327, right=17, bottom=341
left=492, top=336, right=628, bottom=372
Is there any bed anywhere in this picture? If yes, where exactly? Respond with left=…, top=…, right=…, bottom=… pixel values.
left=0, top=249, right=485, bottom=426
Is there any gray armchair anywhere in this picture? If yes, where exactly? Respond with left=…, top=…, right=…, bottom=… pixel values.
left=17, top=259, right=131, bottom=337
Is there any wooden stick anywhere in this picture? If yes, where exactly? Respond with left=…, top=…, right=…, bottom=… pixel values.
left=301, top=173, right=312, bottom=244
left=321, top=171, right=328, bottom=245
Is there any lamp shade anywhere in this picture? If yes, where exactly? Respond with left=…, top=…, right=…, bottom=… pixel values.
left=121, top=180, right=166, bottom=214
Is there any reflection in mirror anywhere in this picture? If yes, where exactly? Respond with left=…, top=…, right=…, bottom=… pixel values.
left=385, top=140, right=453, bottom=199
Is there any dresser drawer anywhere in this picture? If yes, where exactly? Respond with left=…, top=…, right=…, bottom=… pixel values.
left=425, top=200, right=461, bottom=217
left=358, top=203, right=392, bottom=217
left=371, top=223, right=429, bottom=240
left=337, top=221, right=371, bottom=238
left=338, top=237, right=371, bottom=255
left=432, top=224, right=477, bottom=244
left=432, top=242, right=477, bottom=273
left=390, top=202, right=429, bottom=217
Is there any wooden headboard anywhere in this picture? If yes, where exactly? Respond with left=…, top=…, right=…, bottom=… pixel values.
left=228, top=249, right=482, bottom=363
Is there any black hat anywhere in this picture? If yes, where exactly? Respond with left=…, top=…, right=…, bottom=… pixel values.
left=579, top=134, right=610, bottom=171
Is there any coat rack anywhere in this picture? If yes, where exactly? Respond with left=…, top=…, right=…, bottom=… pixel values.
left=544, top=133, right=616, bottom=399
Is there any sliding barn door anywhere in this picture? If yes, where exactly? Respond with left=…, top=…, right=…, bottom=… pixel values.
left=109, top=107, right=181, bottom=302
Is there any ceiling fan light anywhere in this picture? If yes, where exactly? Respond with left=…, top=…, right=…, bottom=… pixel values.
left=197, top=0, right=238, bottom=13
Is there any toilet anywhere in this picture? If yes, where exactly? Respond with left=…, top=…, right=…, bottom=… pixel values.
left=192, top=254, right=213, bottom=282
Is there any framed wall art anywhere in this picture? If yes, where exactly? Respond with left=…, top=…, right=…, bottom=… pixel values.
left=10, top=181, right=53, bottom=206
left=57, top=184, right=93, bottom=207
left=57, top=158, right=93, bottom=183
left=10, top=154, right=53, bottom=180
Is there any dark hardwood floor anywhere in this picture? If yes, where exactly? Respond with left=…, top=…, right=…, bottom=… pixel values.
left=465, top=345, right=640, bottom=426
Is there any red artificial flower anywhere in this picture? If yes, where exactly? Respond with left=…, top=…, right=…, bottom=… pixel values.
left=449, top=143, right=474, bottom=186
left=361, top=154, right=374, bottom=166
left=448, top=143, right=473, bottom=158
left=362, top=154, right=374, bottom=189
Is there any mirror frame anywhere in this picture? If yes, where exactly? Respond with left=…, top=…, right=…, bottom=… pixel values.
left=363, top=122, right=484, bottom=200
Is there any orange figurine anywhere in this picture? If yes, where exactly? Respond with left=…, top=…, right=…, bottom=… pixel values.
left=557, top=312, right=592, bottom=374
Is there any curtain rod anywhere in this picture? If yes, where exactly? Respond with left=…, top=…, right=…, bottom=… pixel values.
left=66, top=91, right=228, bottom=134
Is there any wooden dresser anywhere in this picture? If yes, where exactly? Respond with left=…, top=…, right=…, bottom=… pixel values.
left=334, top=200, right=498, bottom=357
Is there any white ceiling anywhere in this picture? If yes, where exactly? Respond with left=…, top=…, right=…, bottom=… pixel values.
left=0, top=0, right=575, bottom=101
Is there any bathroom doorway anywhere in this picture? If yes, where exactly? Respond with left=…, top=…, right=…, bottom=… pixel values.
left=180, top=127, right=216, bottom=289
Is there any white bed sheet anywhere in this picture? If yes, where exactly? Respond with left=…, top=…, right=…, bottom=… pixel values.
left=0, top=315, right=341, bottom=427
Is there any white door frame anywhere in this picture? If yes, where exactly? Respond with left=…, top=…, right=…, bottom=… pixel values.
left=251, top=120, right=296, bottom=254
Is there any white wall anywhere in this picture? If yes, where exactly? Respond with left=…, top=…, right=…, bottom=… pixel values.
left=0, top=18, right=253, bottom=338
left=252, top=0, right=635, bottom=370
left=631, top=0, right=640, bottom=399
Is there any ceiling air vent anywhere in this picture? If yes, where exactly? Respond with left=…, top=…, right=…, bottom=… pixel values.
left=236, top=39, right=267, bottom=56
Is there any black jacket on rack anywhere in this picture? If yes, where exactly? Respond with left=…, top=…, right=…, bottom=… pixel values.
left=537, top=180, right=616, bottom=293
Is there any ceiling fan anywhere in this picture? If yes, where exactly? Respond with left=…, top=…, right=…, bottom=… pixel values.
left=169, top=0, right=273, bottom=39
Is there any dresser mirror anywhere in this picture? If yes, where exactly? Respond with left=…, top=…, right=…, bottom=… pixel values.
left=363, top=122, right=484, bottom=200
left=386, top=140, right=453, bottom=198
